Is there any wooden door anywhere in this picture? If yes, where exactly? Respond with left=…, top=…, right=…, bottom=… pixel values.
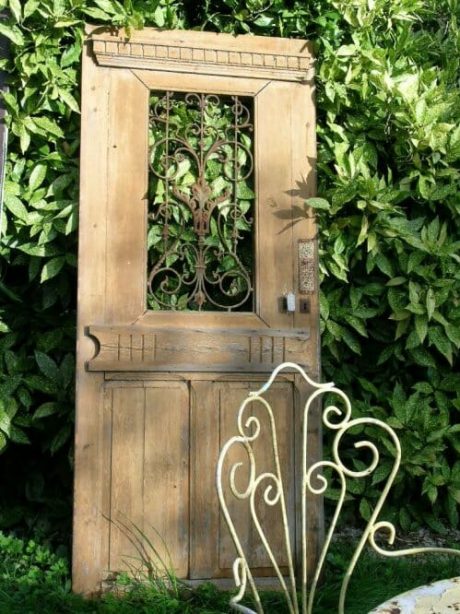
left=73, top=26, right=320, bottom=595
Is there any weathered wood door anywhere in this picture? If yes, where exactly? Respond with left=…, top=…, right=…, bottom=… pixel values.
left=73, top=26, right=320, bottom=595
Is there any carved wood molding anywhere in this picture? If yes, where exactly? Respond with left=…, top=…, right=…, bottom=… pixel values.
left=87, top=325, right=310, bottom=372
left=90, top=28, right=314, bottom=83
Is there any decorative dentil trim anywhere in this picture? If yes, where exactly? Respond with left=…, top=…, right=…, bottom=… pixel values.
left=90, top=29, right=314, bottom=83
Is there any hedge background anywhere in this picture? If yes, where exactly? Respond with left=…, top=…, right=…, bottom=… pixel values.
left=0, top=0, right=459, bottom=549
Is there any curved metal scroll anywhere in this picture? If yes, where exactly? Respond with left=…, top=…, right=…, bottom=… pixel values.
left=147, top=91, right=254, bottom=311
left=216, top=362, right=460, bottom=614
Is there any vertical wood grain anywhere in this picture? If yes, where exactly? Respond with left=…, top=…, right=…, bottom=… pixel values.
left=255, top=82, right=296, bottom=329
left=73, top=39, right=110, bottom=595
left=189, top=381, right=220, bottom=579
left=218, top=382, right=295, bottom=574
left=143, top=383, right=190, bottom=578
left=105, top=69, right=149, bottom=324
left=290, top=80, right=320, bottom=379
left=109, top=387, right=145, bottom=571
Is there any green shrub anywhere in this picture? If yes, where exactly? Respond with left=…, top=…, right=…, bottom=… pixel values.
left=0, top=0, right=458, bottom=536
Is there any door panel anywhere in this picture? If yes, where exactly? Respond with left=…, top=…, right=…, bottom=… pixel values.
left=105, top=382, right=189, bottom=577
left=217, top=381, right=295, bottom=573
left=190, top=379, right=297, bottom=579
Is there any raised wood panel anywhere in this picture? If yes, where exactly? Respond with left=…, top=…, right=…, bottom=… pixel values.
left=91, top=28, right=313, bottom=82
left=190, top=380, right=296, bottom=579
left=109, top=387, right=145, bottom=571
left=143, top=384, right=189, bottom=578
left=189, top=381, right=220, bottom=579
left=88, top=325, right=310, bottom=372
left=218, top=382, right=295, bottom=573
left=106, top=382, right=189, bottom=577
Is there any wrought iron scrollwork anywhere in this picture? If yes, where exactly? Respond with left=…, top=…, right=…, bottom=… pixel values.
left=147, top=91, right=254, bottom=311
left=216, top=362, right=460, bottom=614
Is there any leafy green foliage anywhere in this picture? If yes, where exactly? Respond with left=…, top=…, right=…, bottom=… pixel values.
left=0, top=0, right=459, bottom=538
left=1, top=530, right=460, bottom=613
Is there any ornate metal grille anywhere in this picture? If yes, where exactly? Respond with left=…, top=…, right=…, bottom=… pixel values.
left=147, top=91, right=255, bottom=311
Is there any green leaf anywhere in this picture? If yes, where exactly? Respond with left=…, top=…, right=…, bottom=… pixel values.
left=154, top=5, right=165, bottom=27
left=0, top=23, right=24, bottom=45
left=426, top=288, right=436, bottom=320
left=396, top=73, right=419, bottom=102
left=32, top=116, right=64, bottom=138
left=4, top=193, right=28, bottom=221
left=58, top=89, right=80, bottom=113
left=29, top=164, right=47, bottom=191
left=50, top=424, right=72, bottom=454
left=386, top=277, right=406, bottom=286
left=319, top=292, right=329, bottom=320
left=23, top=0, right=39, bottom=18
left=61, top=43, right=82, bottom=68
left=392, top=382, right=407, bottom=423
left=412, top=382, right=432, bottom=394
left=336, top=44, right=356, bottom=56
left=236, top=183, right=255, bottom=199
left=326, top=320, right=343, bottom=340
left=415, top=315, right=428, bottom=343
left=428, top=327, right=453, bottom=365
left=446, top=494, right=459, bottom=528
left=375, top=253, right=393, bottom=277
left=82, top=7, right=114, bottom=20
left=33, top=402, right=60, bottom=419
left=9, top=426, right=30, bottom=445
left=342, top=329, right=361, bottom=354
left=409, top=347, right=437, bottom=368
left=0, top=409, right=11, bottom=437
left=34, top=351, right=60, bottom=382
left=445, top=324, right=460, bottom=349
left=440, top=375, right=460, bottom=392
left=371, top=462, right=392, bottom=486
left=16, top=242, right=62, bottom=257
left=306, top=197, right=330, bottom=210
left=40, top=256, right=65, bottom=282
left=344, top=315, right=367, bottom=337
left=8, top=0, right=22, bottom=23
left=399, top=508, right=412, bottom=532
left=94, top=0, right=120, bottom=14
left=356, top=215, right=368, bottom=247
left=18, top=122, right=31, bottom=152
left=359, top=498, right=371, bottom=521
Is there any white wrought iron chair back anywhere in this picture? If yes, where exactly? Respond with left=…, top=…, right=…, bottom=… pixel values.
left=216, top=362, right=460, bottom=614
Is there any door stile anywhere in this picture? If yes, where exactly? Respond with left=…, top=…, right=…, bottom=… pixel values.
left=105, top=69, right=149, bottom=324
left=73, top=38, right=111, bottom=595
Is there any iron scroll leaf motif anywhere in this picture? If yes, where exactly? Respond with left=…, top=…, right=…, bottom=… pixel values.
left=147, top=91, right=255, bottom=311
left=216, top=362, right=460, bottom=614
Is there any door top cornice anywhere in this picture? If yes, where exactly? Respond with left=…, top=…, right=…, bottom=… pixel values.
left=87, top=26, right=314, bottom=83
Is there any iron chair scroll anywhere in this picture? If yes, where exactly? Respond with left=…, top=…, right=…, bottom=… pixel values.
left=216, top=362, right=460, bottom=614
